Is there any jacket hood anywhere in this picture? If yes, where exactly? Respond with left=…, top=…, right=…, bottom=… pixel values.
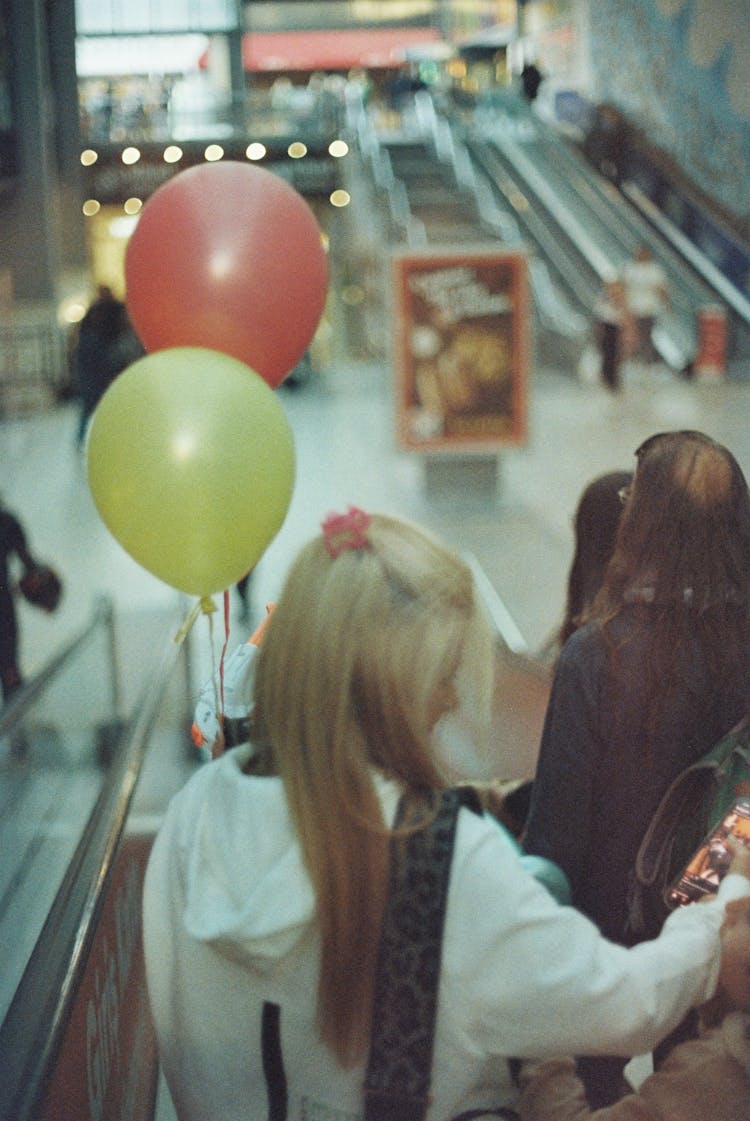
left=177, top=747, right=317, bottom=970
left=173, top=746, right=401, bottom=972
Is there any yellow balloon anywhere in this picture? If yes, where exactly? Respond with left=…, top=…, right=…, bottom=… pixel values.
left=86, top=347, right=295, bottom=596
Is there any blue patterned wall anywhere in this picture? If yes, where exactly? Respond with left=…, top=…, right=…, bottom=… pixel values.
left=588, top=0, right=750, bottom=230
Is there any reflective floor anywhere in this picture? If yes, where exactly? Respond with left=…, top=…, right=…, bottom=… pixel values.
left=3, top=357, right=749, bottom=684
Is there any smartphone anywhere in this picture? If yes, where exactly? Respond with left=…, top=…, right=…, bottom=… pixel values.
left=667, top=798, right=750, bottom=908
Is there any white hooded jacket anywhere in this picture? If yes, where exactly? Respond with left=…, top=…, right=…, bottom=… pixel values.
left=142, top=745, right=750, bottom=1121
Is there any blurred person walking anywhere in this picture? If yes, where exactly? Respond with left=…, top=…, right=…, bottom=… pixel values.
left=75, top=285, right=142, bottom=446
left=0, top=498, right=44, bottom=703
left=593, top=278, right=632, bottom=392
left=623, top=245, right=670, bottom=374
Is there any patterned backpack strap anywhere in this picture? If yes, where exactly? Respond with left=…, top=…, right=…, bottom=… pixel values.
left=363, top=786, right=481, bottom=1121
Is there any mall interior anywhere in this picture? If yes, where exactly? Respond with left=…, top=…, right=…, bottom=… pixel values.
left=1, top=2, right=750, bottom=1119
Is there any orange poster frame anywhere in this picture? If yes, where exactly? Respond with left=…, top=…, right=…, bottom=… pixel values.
left=393, top=248, right=529, bottom=453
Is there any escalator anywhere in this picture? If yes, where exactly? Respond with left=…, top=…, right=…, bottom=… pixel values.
left=350, top=92, right=589, bottom=361
left=354, top=89, right=750, bottom=373
left=0, top=599, right=198, bottom=1121
left=377, top=136, right=493, bottom=246
left=0, top=560, right=551, bottom=1121
left=463, top=108, right=723, bottom=369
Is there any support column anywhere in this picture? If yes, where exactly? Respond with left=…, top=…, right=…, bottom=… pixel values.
left=48, top=0, right=86, bottom=272
left=227, top=15, right=246, bottom=131
left=1, top=0, right=60, bottom=302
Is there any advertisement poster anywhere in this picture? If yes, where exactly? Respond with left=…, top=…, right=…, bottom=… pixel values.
left=393, top=249, right=529, bottom=453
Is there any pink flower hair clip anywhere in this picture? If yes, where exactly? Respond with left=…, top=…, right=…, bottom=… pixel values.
left=321, top=506, right=372, bottom=558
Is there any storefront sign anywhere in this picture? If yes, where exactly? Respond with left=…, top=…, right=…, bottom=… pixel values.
left=393, top=249, right=529, bottom=452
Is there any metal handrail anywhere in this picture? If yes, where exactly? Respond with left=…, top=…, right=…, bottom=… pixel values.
left=622, top=181, right=750, bottom=327
left=463, top=551, right=553, bottom=683
left=0, top=612, right=189, bottom=1121
left=487, top=127, right=617, bottom=281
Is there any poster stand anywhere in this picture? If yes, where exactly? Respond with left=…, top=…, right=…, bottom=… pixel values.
left=392, top=247, right=530, bottom=481
left=422, top=452, right=500, bottom=503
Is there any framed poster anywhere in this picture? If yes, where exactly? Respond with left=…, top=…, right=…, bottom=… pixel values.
left=393, top=248, right=529, bottom=453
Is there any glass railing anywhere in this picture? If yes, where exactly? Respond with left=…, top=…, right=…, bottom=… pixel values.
left=0, top=598, right=198, bottom=1121
left=79, top=86, right=345, bottom=149
left=0, top=319, right=69, bottom=415
left=0, top=598, right=120, bottom=1027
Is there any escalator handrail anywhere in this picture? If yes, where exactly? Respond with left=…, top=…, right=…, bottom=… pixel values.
left=464, top=126, right=694, bottom=368
left=622, top=181, right=750, bottom=327
left=503, top=115, right=743, bottom=327
left=0, top=615, right=187, bottom=1121
left=463, top=552, right=552, bottom=683
left=466, top=135, right=598, bottom=311
left=539, top=136, right=721, bottom=332
left=0, top=595, right=118, bottom=736
left=485, top=128, right=617, bottom=281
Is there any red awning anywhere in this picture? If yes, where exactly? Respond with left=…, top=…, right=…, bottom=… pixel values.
left=241, top=28, right=443, bottom=73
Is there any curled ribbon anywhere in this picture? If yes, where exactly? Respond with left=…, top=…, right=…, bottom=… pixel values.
left=174, top=595, right=218, bottom=645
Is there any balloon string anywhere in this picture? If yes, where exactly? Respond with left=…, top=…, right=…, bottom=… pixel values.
left=174, top=595, right=217, bottom=645
left=219, top=589, right=231, bottom=720
left=207, top=606, right=223, bottom=758
left=206, top=604, right=218, bottom=719
left=207, top=591, right=233, bottom=760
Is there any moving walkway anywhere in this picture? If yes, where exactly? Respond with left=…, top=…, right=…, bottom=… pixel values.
left=0, top=562, right=548, bottom=1121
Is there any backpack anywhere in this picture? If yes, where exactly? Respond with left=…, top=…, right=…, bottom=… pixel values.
left=626, top=715, right=750, bottom=940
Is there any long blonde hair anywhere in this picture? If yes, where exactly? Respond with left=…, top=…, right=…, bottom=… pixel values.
left=250, top=513, right=494, bottom=1065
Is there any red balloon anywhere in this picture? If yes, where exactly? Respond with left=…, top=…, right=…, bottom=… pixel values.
left=124, top=161, right=328, bottom=387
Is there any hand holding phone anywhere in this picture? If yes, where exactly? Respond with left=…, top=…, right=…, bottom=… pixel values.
left=725, top=834, right=750, bottom=882
left=667, top=798, right=750, bottom=908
